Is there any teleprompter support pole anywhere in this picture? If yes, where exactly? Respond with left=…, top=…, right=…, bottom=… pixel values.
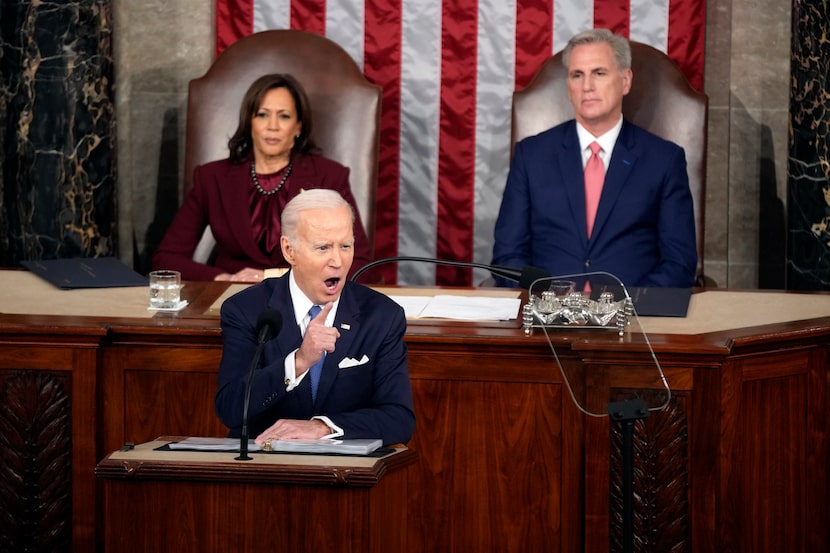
left=607, top=398, right=650, bottom=553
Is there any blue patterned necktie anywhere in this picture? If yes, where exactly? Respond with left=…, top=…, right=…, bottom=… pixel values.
left=307, top=305, right=324, bottom=402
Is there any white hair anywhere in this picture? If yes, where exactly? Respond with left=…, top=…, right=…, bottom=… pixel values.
left=281, top=189, right=354, bottom=245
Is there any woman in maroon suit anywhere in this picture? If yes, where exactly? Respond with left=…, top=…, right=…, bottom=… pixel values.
left=152, top=74, right=372, bottom=282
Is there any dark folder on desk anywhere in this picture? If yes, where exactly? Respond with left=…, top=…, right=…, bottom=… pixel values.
left=22, top=257, right=148, bottom=289
left=591, top=286, right=692, bottom=317
left=627, top=287, right=692, bottom=317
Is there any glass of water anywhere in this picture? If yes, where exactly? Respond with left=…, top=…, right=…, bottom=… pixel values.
left=148, top=270, right=181, bottom=309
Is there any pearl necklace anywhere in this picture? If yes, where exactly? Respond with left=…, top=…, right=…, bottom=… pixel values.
left=250, top=160, right=293, bottom=196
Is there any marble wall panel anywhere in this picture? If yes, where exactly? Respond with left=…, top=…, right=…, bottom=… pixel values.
left=124, top=91, right=183, bottom=272
left=701, top=0, right=733, bottom=288
left=703, top=106, right=730, bottom=287
left=113, top=0, right=213, bottom=271
left=786, top=0, right=830, bottom=289
left=703, top=0, right=733, bottom=109
left=0, top=0, right=116, bottom=265
left=725, top=0, right=792, bottom=288
left=727, top=102, right=763, bottom=288
left=758, top=108, right=789, bottom=288
left=729, top=0, right=793, bottom=111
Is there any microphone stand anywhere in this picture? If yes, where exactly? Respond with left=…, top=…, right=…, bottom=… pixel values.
left=350, top=255, right=550, bottom=290
left=235, top=340, right=268, bottom=461
left=352, top=256, right=506, bottom=281
left=235, top=312, right=281, bottom=460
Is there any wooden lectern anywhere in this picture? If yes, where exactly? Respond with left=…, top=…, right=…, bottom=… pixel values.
left=95, top=437, right=416, bottom=553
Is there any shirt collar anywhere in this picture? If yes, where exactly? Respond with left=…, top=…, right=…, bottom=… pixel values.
left=576, top=115, right=624, bottom=163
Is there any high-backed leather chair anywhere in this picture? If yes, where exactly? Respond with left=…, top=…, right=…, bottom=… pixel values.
left=183, top=30, right=381, bottom=261
left=511, top=41, right=710, bottom=285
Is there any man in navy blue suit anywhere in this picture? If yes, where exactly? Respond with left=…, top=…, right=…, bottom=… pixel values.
left=215, top=189, right=415, bottom=446
left=492, top=29, right=697, bottom=289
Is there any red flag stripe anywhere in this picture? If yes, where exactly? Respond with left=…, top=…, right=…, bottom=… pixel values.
left=216, top=0, right=254, bottom=56
left=364, top=0, right=403, bottom=284
left=435, top=0, right=479, bottom=285
left=667, top=0, right=705, bottom=90
left=515, top=0, right=554, bottom=89
left=594, top=0, right=631, bottom=37
left=291, top=0, right=325, bottom=35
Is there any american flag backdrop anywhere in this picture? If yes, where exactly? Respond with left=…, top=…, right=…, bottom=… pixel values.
left=215, top=0, right=706, bottom=286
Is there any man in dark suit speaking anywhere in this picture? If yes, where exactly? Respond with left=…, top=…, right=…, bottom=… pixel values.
left=491, top=29, right=697, bottom=289
left=215, top=189, right=415, bottom=446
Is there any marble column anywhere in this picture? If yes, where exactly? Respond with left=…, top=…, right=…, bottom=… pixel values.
left=0, top=0, right=115, bottom=267
left=787, top=0, right=830, bottom=289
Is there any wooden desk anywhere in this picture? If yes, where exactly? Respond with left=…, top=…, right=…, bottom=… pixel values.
left=0, top=272, right=828, bottom=552
left=95, top=438, right=416, bottom=553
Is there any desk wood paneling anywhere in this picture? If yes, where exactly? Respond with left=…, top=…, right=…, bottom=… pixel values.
left=0, top=322, right=105, bottom=553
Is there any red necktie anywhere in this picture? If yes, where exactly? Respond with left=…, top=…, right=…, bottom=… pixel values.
left=584, top=141, right=605, bottom=238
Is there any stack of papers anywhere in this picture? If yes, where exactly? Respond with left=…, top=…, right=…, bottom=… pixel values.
left=168, top=436, right=383, bottom=455
left=390, top=294, right=520, bottom=320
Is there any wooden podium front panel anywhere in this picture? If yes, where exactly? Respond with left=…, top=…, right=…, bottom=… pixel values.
left=102, top=475, right=407, bottom=553
left=97, top=443, right=414, bottom=553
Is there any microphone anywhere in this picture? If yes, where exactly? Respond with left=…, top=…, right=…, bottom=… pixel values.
left=350, top=256, right=550, bottom=290
left=236, top=309, right=283, bottom=461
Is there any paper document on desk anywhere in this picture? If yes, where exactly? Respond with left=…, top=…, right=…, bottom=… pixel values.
left=390, top=294, right=521, bottom=320
left=388, top=295, right=433, bottom=318
left=168, top=436, right=382, bottom=455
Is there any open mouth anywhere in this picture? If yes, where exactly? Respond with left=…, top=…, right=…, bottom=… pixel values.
left=324, top=277, right=340, bottom=290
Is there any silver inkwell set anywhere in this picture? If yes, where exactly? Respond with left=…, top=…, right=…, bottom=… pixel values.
left=522, top=276, right=634, bottom=337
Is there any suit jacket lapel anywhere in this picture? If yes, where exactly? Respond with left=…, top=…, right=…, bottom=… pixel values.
left=558, top=122, right=591, bottom=245
left=590, top=121, right=639, bottom=242
left=315, top=283, right=360, bottom=405
left=268, top=275, right=304, bottom=360
left=283, top=154, right=320, bottom=192
left=218, top=160, right=272, bottom=265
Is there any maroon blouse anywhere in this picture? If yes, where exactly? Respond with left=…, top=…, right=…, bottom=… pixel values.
left=248, top=163, right=292, bottom=257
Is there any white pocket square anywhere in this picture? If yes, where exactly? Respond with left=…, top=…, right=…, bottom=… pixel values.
left=338, top=355, right=369, bottom=368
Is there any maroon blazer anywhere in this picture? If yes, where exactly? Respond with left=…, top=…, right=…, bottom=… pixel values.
left=153, top=153, right=372, bottom=280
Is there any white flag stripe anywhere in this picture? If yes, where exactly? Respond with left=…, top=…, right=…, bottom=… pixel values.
left=326, top=0, right=365, bottom=71
left=253, top=0, right=288, bottom=32
left=629, top=0, right=669, bottom=50
left=397, top=0, right=442, bottom=284
left=473, top=0, right=517, bottom=284
left=554, top=0, right=595, bottom=54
